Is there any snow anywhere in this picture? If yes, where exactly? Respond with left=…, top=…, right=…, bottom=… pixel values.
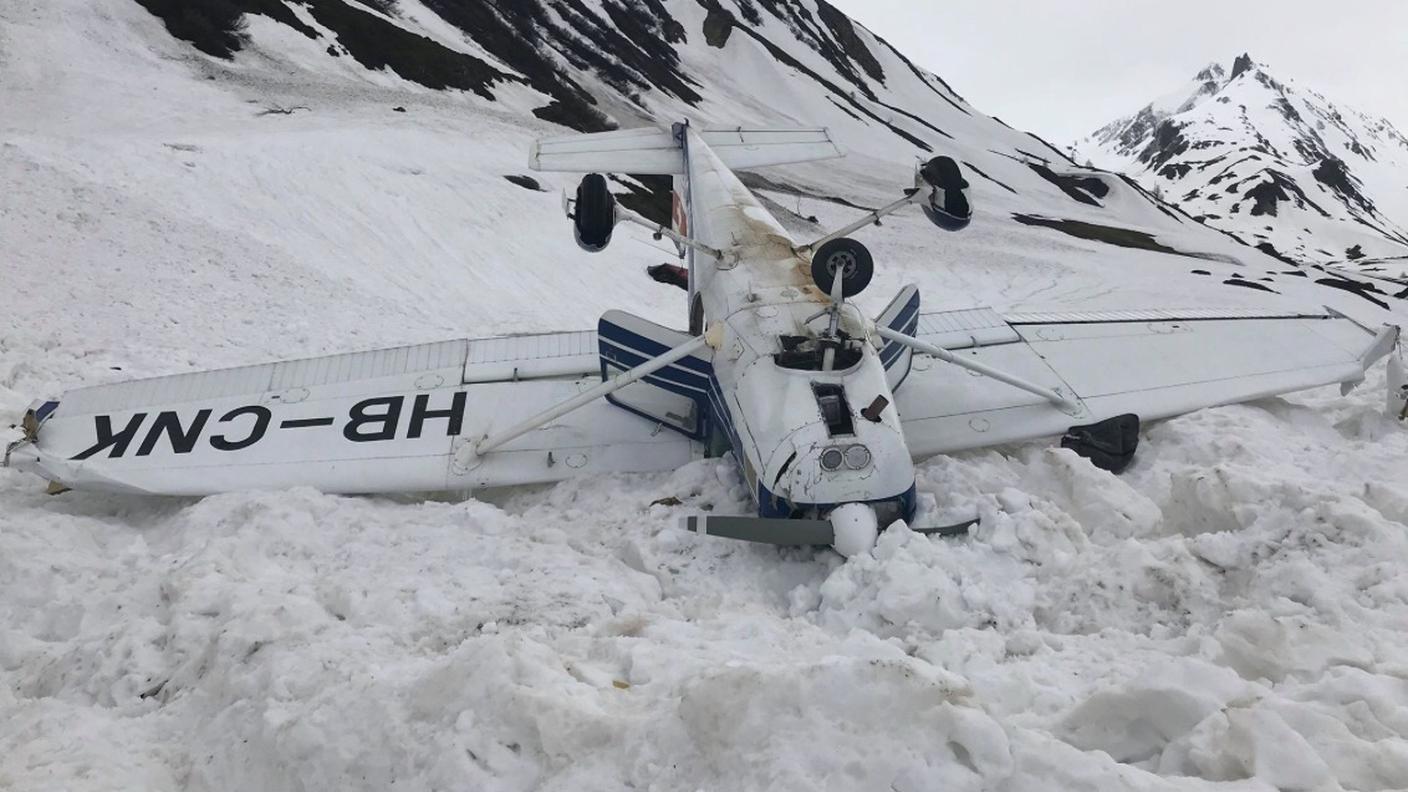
left=1076, top=55, right=1408, bottom=267
left=4, top=1, right=1408, bottom=790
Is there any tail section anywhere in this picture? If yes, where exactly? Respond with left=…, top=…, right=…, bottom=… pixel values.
left=529, top=125, right=843, bottom=175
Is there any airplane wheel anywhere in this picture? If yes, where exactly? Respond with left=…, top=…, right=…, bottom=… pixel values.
left=573, top=173, right=616, bottom=252
left=810, top=237, right=874, bottom=298
left=689, top=292, right=705, bottom=336
left=919, top=156, right=972, bottom=232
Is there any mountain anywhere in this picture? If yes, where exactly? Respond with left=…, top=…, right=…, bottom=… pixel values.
left=5, top=3, right=1408, bottom=792
left=110, top=0, right=1408, bottom=305
left=1076, top=53, right=1408, bottom=270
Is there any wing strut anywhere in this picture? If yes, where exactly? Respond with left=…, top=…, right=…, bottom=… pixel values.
left=468, top=334, right=711, bottom=458
left=876, top=326, right=1079, bottom=412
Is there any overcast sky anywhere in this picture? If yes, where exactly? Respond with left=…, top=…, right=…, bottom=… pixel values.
left=827, top=1, right=1408, bottom=144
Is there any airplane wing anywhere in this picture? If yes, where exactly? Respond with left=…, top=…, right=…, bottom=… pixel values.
left=895, top=306, right=1400, bottom=458
left=529, top=126, right=843, bottom=174
left=6, top=330, right=699, bottom=496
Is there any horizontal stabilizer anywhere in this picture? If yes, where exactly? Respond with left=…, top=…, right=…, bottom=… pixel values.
left=529, top=126, right=843, bottom=175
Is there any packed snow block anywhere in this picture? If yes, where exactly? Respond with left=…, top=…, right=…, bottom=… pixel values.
left=1214, top=611, right=1375, bottom=684
left=1058, top=657, right=1256, bottom=763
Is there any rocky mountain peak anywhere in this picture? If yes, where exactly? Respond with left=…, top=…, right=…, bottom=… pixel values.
left=1076, top=55, right=1408, bottom=266
left=1229, top=52, right=1255, bottom=80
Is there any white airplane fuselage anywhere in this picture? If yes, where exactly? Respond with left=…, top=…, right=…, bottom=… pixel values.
left=675, top=127, right=918, bottom=523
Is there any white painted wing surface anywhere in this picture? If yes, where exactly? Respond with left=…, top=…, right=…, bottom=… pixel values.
left=529, top=126, right=842, bottom=174
left=9, top=332, right=697, bottom=495
left=897, top=308, right=1396, bottom=458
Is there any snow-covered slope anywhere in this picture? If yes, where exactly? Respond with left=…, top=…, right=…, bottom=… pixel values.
left=1076, top=54, right=1408, bottom=270
left=4, top=2, right=1408, bottom=791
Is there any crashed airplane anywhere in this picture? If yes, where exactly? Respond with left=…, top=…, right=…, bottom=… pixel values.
left=7, top=122, right=1405, bottom=554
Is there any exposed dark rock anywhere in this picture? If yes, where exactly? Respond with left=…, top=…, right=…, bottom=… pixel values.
left=1191, top=269, right=1211, bottom=275
left=418, top=0, right=708, bottom=129
left=504, top=174, right=544, bottom=191
left=1345, top=244, right=1365, bottom=260
left=1194, top=155, right=1229, bottom=171
left=609, top=174, right=673, bottom=227
left=1026, top=164, right=1108, bottom=207
left=1159, top=163, right=1192, bottom=179
left=825, top=96, right=862, bottom=121
left=963, top=161, right=1017, bottom=195
left=303, top=0, right=513, bottom=100
left=747, top=0, right=878, bottom=99
left=133, top=0, right=317, bottom=58
left=595, top=0, right=698, bottom=99
left=1243, top=177, right=1287, bottom=216
left=1023, top=133, right=1081, bottom=165
left=1012, top=214, right=1182, bottom=256
left=532, top=100, right=611, bottom=132
left=1255, top=241, right=1301, bottom=264
left=1241, top=170, right=1332, bottom=219
left=1138, top=119, right=1192, bottom=172
left=1223, top=278, right=1277, bottom=293
left=733, top=0, right=762, bottom=24
left=724, top=22, right=933, bottom=152
left=1315, top=277, right=1391, bottom=309
left=815, top=1, right=884, bottom=83
left=867, top=31, right=971, bottom=115
left=1313, top=156, right=1376, bottom=215
left=1230, top=52, right=1254, bottom=80
left=1111, top=174, right=1186, bottom=223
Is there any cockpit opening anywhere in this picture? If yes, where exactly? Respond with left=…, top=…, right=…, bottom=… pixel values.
left=775, top=334, right=863, bottom=371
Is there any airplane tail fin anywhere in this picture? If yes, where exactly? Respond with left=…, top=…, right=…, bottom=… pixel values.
left=529, top=126, right=843, bottom=175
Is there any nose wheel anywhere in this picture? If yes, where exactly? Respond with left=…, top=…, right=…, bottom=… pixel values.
left=809, top=237, right=873, bottom=298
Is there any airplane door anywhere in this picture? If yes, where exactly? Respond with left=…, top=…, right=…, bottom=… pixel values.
left=876, top=284, right=919, bottom=390
left=598, top=310, right=714, bottom=440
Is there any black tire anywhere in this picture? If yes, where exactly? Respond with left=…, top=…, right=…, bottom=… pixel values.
left=574, top=173, right=616, bottom=251
left=920, top=156, right=968, bottom=191
left=1061, top=413, right=1140, bottom=473
left=689, top=291, right=705, bottom=336
left=919, top=156, right=972, bottom=232
left=810, top=237, right=874, bottom=298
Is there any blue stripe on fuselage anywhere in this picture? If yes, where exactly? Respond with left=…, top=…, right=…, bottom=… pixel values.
left=757, top=480, right=918, bottom=522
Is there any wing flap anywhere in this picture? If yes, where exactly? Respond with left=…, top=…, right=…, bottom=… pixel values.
left=914, top=306, right=1019, bottom=350
left=463, top=330, right=599, bottom=382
